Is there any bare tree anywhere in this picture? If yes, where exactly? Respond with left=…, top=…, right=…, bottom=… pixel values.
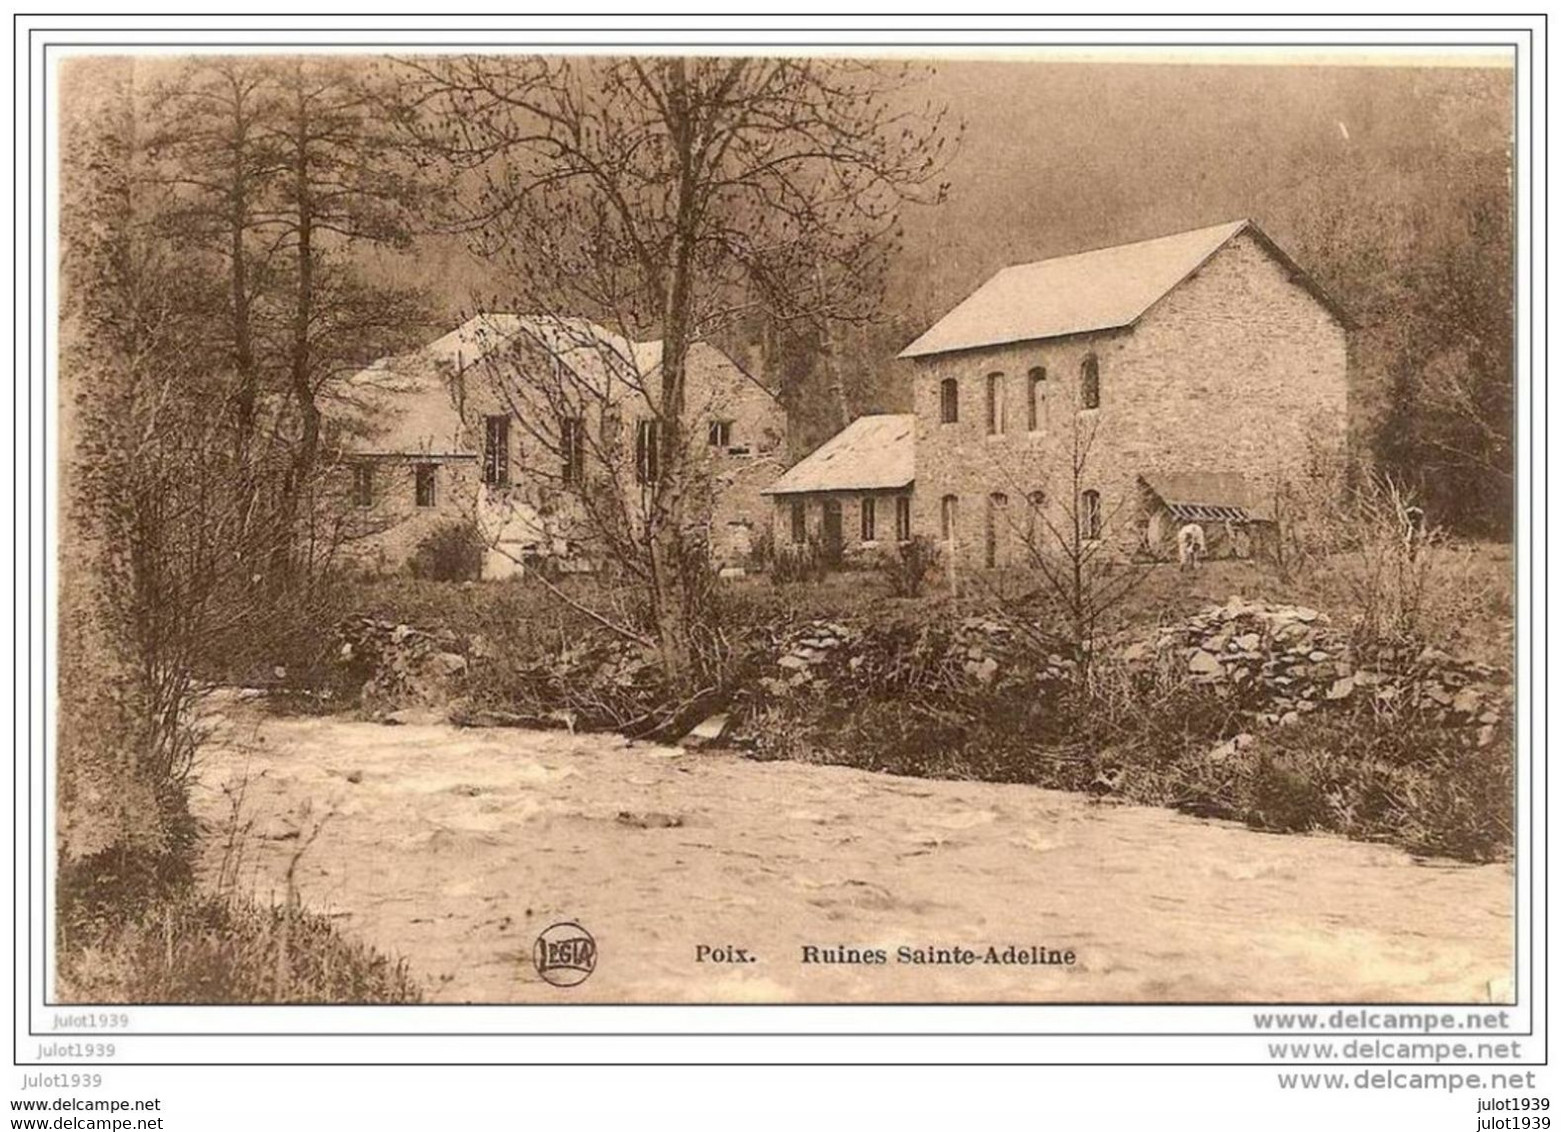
left=974, top=385, right=1153, bottom=690
left=142, top=56, right=439, bottom=577
left=396, top=55, right=955, bottom=689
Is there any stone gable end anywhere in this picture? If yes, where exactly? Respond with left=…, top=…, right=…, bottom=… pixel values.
left=910, top=230, right=1348, bottom=568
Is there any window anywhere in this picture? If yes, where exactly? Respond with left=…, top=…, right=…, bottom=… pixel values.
left=635, top=418, right=661, bottom=485
left=483, top=414, right=510, bottom=486
left=1081, top=489, right=1102, bottom=540
left=1026, top=489, right=1046, bottom=546
left=790, top=500, right=806, bottom=543
left=1027, top=367, right=1047, bottom=431
left=415, top=463, right=437, bottom=508
left=940, top=494, right=959, bottom=541
left=560, top=416, right=585, bottom=487
left=986, top=372, right=1005, bottom=435
left=939, top=377, right=959, bottom=424
left=985, top=492, right=1008, bottom=568
left=352, top=463, right=374, bottom=508
left=1081, top=354, right=1101, bottom=410
left=708, top=420, right=733, bottom=448
left=895, top=495, right=912, bottom=542
left=861, top=496, right=876, bottom=542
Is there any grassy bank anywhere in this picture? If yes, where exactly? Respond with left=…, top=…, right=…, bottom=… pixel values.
left=58, top=888, right=423, bottom=1004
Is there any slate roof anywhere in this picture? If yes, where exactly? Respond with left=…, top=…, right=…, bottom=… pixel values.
left=339, top=356, right=471, bottom=457
left=342, top=314, right=641, bottom=456
left=899, top=219, right=1348, bottom=359
left=631, top=340, right=776, bottom=404
left=762, top=414, right=915, bottom=496
left=1139, top=471, right=1274, bottom=523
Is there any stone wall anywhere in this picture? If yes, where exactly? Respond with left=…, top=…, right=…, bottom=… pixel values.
left=909, top=230, right=1349, bottom=571
left=769, top=488, right=915, bottom=560
left=337, top=456, right=482, bottom=574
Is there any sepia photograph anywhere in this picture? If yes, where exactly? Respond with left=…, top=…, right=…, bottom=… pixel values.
left=52, top=45, right=1517, bottom=1010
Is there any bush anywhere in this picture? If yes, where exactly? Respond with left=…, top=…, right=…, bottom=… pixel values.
left=747, top=524, right=775, bottom=573
left=1095, top=678, right=1514, bottom=862
left=1273, top=470, right=1510, bottom=658
left=186, top=572, right=358, bottom=693
left=1246, top=752, right=1335, bottom=833
left=772, top=538, right=827, bottom=585
left=876, top=535, right=941, bottom=598
left=56, top=782, right=423, bottom=1005
left=408, top=521, right=484, bottom=582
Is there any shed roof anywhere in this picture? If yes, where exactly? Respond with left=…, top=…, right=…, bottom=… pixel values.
left=762, top=414, right=915, bottom=496
left=1140, top=471, right=1273, bottom=523
left=899, top=219, right=1348, bottom=359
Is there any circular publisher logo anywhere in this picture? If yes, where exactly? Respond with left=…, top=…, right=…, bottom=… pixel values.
left=533, top=922, right=597, bottom=987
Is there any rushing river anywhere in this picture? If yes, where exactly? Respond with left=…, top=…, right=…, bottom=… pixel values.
left=192, top=698, right=1514, bottom=1004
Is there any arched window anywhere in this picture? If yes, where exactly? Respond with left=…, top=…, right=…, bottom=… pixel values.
left=1081, top=489, right=1102, bottom=541
left=985, top=372, right=1005, bottom=435
left=1027, top=367, right=1047, bottom=431
left=1081, top=354, right=1101, bottom=410
left=1025, top=489, right=1046, bottom=547
left=940, top=494, right=959, bottom=541
left=940, top=377, right=959, bottom=424
left=985, top=492, right=1009, bottom=568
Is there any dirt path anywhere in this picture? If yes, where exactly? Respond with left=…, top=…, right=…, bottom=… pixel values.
left=191, top=700, right=1513, bottom=1004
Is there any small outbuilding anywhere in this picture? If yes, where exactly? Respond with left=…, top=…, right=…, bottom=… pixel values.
left=1137, top=472, right=1274, bottom=560
left=761, top=414, right=916, bottom=561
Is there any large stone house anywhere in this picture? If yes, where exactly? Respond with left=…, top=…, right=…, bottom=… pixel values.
left=766, top=218, right=1350, bottom=569
left=337, top=314, right=786, bottom=576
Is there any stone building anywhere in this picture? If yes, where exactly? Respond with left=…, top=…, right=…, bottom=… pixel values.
left=336, top=314, right=786, bottom=576
left=893, top=218, right=1350, bottom=569
left=760, top=414, right=916, bottom=560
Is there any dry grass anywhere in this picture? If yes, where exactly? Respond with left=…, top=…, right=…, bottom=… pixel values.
left=57, top=889, right=423, bottom=1004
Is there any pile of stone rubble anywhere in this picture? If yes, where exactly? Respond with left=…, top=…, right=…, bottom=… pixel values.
left=1120, top=596, right=1508, bottom=741
left=757, top=614, right=1073, bottom=698
left=335, top=616, right=474, bottom=721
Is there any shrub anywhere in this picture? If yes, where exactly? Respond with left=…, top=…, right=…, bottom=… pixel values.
left=747, top=524, right=775, bottom=573
left=1246, top=752, right=1335, bottom=833
left=188, top=573, right=358, bottom=693
left=1273, top=470, right=1507, bottom=657
left=408, top=521, right=484, bottom=582
left=772, top=538, right=826, bottom=585
left=876, top=535, right=941, bottom=598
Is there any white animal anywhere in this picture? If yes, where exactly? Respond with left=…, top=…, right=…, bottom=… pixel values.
left=1177, top=522, right=1207, bottom=570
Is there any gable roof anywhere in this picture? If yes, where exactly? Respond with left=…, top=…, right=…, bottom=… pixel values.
left=899, top=219, right=1349, bottom=359
left=340, top=358, right=471, bottom=457
left=631, top=339, right=778, bottom=404
left=762, top=414, right=915, bottom=496
left=342, top=315, right=653, bottom=456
